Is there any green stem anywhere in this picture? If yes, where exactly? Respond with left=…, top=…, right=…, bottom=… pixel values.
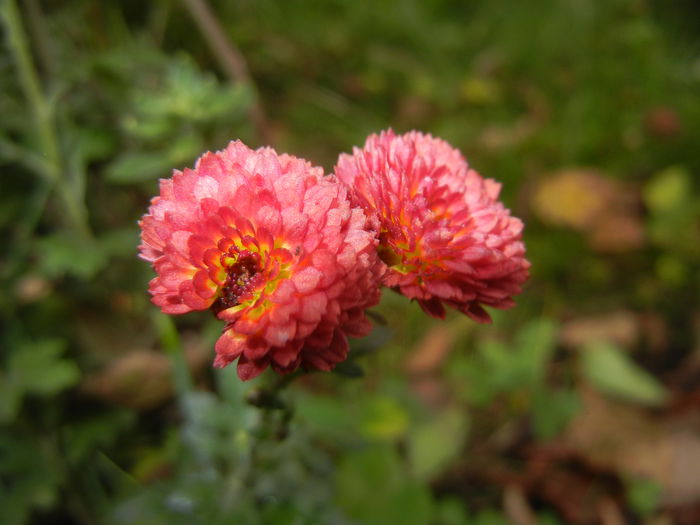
left=154, top=312, right=194, bottom=396
left=0, top=177, right=51, bottom=285
left=242, top=370, right=304, bottom=492
left=1, top=0, right=91, bottom=239
left=245, top=368, right=305, bottom=410
left=0, top=136, right=51, bottom=176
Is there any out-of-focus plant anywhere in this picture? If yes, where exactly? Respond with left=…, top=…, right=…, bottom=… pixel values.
left=449, top=320, right=579, bottom=440
left=1, top=0, right=699, bottom=523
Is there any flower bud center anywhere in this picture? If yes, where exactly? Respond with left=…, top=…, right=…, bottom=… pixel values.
left=211, top=248, right=262, bottom=314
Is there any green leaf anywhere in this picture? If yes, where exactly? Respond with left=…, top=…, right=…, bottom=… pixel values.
left=654, top=254, right=688, bottom=286
left=36, top=233, right=105, bottom=278
left=34, top=228, right=136, bottom=279
left=106, top=150, right=177, bottom=184
left=580, top=341, right=668, bottom=406
left=8, top=339, right=80, bottom=388
left=98, top=227, right=140, bottom=258
left=0, top=430, right=64, bottom=523
left=409, top=409, right=469, bottom=481
left=0, top=382, right=21, bottom=425
left=532, top=388, right=580, bottom=440
left=15, top=341, right=79, bottom=394
left=296, top=393, right=357, bottom=444
left=452, top=319, right=558, bottom=406
left=389, top=482, right=434, bottom=525
left=332, top=359, right=365, bottom=378
left=72, top=126, right=117, bottom=163
left=472, top=509, right=509, bottom=525
left=62, top=410, right=136, bottom=463
left=106, top=135, right=203, bottom=184
left=643, top=166, right=692, bottom=214
left=335, top=445, right=401, bottom=519
left=181, top=390, right=247, bottom=464
left=359, top=396, right=409, bottom=441
left=130, top=58, right=251, bottom=125
left=435, top=497, right=470, bottom=525
left=643, top=166, right=700, bottom=256
left=336, top=445, right=433, bottom=525
left=626, top=476, right=662, bottom=517
left=0, top=339, right=80, bottom=422
left=514, top=318, right=558, bottom=384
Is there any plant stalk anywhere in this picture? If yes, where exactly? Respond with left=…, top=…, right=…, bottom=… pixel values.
left=1, top=0, right=91, bottom=239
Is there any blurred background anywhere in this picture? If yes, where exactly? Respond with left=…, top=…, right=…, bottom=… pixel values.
left=1, top=0, right=700, bottom=523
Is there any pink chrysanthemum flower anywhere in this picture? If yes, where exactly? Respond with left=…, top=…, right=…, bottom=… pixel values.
left=335, top=129, right=530, bottom=322
left=139, top=141, right=383, bottom=380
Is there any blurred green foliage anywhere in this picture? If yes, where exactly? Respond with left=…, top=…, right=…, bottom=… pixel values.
left=1, top=0, right=700, bottom=523
left=580, top=340, right=668, bottom=406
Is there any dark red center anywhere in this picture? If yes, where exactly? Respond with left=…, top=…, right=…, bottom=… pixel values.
left=377, top=230, right=403, bottom=267
left=210, top=248, right=262, bottom=314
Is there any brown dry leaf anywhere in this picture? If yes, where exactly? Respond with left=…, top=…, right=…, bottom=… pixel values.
left=532, top=169, right=646, bottom=253
left=408, top=376, right=449, bottom=409
left=396, top=95, right=433, bottom=125
left=566, top=386, right=661, bottom=467
left=181, top=331, right=214, bottom=372
left=405, top=324, right=456, bottom=374
left=589, top=212, right=646, bottom=253
left=530, top=460, right=608, bottom=524
left=478, top=118, right=537, bottom=152
left=692, top=312, right=700, bottom=354
left=405, top=320, right=471, bottom=407
left=598, top=497, right=626, bottom=525
left=645, top=106, right=682, bottom=139
left=560, top=310, right=640, bottom=349
left=662, top=432, right=700, bottom=506
left=15, top=275, right=52, bottom=303
left=503, top=484, right=537, bottom=525
left=476, top=81, right=547, bottom=152
left=644, top=515, right=673, bottom=525
left=81, top=350, right=172, bottom=411
left=670, top=505, right=700, bottom=525
left=75, top=311, right=155, bottom=359
left=109, top=291, right=135, bottom=313
left=532, top=170, right=615, bottom=230
left=404, top=324, right=453, bottom=408
left=638, top=312, right=669, bottom=354
left=81, top=339, right=211, bottom=411
left=566, top=387, right=700, bottom=506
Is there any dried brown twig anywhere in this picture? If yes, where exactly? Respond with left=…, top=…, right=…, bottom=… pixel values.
left=180, top=0, right=270, bottom=143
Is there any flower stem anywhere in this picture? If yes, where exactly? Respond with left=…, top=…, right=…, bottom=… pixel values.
left=1, top=0, right=91, bottom=239
left=245, top=369, right=305, bottom=411
left=154, top=312, right=194, bottom=397
left=242, top=370, right=305, bottom=493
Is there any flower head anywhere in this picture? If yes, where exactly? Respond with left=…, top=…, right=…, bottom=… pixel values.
left=139, top=141, right=383, bottom=380
left=335, top=129, right=529, bottom=322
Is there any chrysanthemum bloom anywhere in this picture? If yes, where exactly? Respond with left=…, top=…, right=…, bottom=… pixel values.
left=335, top=129, right=530, bottom=322
left=139, top=141, right=383, bottom=380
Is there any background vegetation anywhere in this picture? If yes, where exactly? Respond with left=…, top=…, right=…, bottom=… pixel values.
left=2, top=0, right=700, bottom=523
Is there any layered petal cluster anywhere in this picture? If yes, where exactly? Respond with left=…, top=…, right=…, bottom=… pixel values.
left=335, top=129, right=530, bottom=322
left=139, top=141, right=383, bottom=380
